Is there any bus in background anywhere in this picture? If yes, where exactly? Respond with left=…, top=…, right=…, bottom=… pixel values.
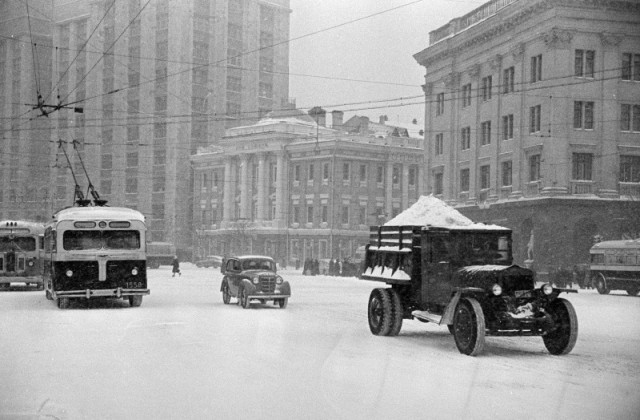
left=43, top=206, right=149, bottom=309
left=590, top=239, right=640, bottom=296
left=0, top=220, right=45, bottom=290
left=146, top=241, right=176, bottom=269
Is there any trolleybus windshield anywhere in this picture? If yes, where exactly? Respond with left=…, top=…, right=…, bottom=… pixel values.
left=0, top=236, right=37, bottom=252
left=63, top=230, right=140, bottom=251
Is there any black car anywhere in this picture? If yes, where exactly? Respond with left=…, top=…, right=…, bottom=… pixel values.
left=220, top=255, right=291, bottom=309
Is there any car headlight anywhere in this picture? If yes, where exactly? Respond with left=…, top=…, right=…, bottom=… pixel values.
left=491, top=283, right=502, bottom=296
left=131, top=268, right=139, bottom=276
left=252, top=276, right=259, bottom=284
left=66, top=270, right=73, bottom=277
left=276, top=275, right=283, bottom=285
left=541, top=283, right=553, bottom=295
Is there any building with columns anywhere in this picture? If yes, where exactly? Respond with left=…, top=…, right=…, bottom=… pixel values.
left=190, top=109, right=424, bottom=264
left=414, top=0, right=640, bottom=276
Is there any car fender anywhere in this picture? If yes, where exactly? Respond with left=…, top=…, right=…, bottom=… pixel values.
left=241, top=278, right=257, bottom=295
left=279, top=281, right=291, bottom=296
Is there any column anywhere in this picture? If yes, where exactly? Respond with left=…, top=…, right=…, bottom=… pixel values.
left=223, top=158, right=233, bottom=222
left=257, top=153, right=266, bottom=221
left=275, top=152, right=285, bottom=226
left=401, top=163, right=409, bottom=210
left=385, top=160, right=393, bottom=219
left=239, top=155, right=249, bottom=219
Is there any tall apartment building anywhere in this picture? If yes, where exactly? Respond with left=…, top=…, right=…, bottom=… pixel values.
left=0, top=0, right=291, bottom=258
left=414, top=0, right=640, bottom=275
left=0, top=0, right=53, bottom=222
left=190, top=109, right=424, bottom=264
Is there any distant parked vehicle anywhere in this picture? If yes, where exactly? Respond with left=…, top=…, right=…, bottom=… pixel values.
left=0, top=220, right=45, bottom=290
left=146, top=241, right=176, bottom=269
left=589, top=239, right=640, bottom=296
left=220, top=255, right=290, bottom=309
left=195, top=255, right=223, bottom=268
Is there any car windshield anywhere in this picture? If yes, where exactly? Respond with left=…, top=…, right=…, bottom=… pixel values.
left=242, top=259, right=275, bottom=271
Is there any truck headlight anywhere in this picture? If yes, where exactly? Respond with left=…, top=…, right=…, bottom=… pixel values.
left=276, top=275, right=283, bottom=285
left=541, top=283, right=553, bottom=295
left=252, top=276, right=259, bottom=284
left=66, top=270, right=73, bottom=277
left=492, top=283, right=502, bottom=296
left=131, top=268, right=138, bottom=276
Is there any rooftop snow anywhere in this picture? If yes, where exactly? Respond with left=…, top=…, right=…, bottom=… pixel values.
left=384, top=195, right=508, bottom=230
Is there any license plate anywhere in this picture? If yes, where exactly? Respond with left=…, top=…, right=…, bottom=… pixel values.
left=125, top=281, right=144, bottom=289
left=514, top=290, right=531, bottom=298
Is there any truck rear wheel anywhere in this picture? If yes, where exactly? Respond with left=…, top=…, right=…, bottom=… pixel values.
left=543, top=298, right=578, bottom=355
left=453, top=297, right=485, bottom=356
left=368, top=288, right=392, bottom=336
left=386, top=288, right=403, bottom=336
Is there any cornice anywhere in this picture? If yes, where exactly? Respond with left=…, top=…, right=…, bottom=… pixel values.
left=543, top=28, right=574, bottom=49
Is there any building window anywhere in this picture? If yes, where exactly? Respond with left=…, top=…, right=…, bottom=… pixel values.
left=575, top=50, right=595, bottom=78
left=436, top=93, right=445, bottom=116
left=408, top=167, right=416, bottom=186
left=621, top=53, right=640, bottom=81
left=530, top=105, right=541, bottom=133
left=358, top=207, right=366, bottom=225
left=392, top=166, right=400, bottom=185
left=343, top=163, right=350, bottom=181
left=460, top=169, right=470, bottom=192
left=307, top=206, right=313, bottom=223
left=293, top=206, right=300, bottom=223
left=480, top=165, right=490, bottom=190
left=572, top=153, right=593, bottom=180
left=503, top=66, right=515, bottom=94
left=462, top=83, right=472, bottom=107
left=482, top=76, right=492, bottom=101
left=359, top=164, right=367, bottom=183
left=322, top=206, right=328, bottom=223
left=126, top=152, right=138, bottom=168
left=529, top=154, right=541, bottom=181
left=323, top=162, right=330, bottom=181
left=620, top=155, right=640, bottom=182
left=435, top=133, right=444, bottom=155
left=341, top=206, right=349, bottom=224
left=480, top=121, right=491, bottom=146
left=294, top=165, right=300, bottom=182
left=502, top=114, right=514, bottom=140
left=620, top=104, right=640, bottom=132
left=434, top=173, right=443, bottom=195
left=461, top=126, right=471, bottom=150
left=376, top=166, right=384, bottom=183
left=125, top=177, right=137, bottom=194
left=574, top=101, right=594, bottom=129
left=501, top=161, right=512, bottom=186
left=531, top=54, right=542, bottom=83
left=308, top=163, right=314, bottom=182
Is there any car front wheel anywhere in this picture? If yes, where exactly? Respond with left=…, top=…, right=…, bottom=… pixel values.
left=222, top=282, right=231, bottom=304
left=452, top=297, right=486, bottom=356
left=278, top=298, right=288, bottom=309
left=240, top=288, right=251, bottom=309
left=542, top=298, right=578, bottom=355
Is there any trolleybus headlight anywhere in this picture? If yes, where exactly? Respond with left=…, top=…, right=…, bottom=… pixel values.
left=131, top=268, right=139, bottom=276
left=276, top=275, right=283, bottom=285
left=252, top=276, right=259, bottom=285
left=65, top=270, right=73, bottom=277
left=542, top=283, right=553, bottom=295
left=491, top=283, right=502, bottom=296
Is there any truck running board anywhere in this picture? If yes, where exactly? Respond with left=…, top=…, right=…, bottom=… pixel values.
left=411, top=310, right=442, bottom=324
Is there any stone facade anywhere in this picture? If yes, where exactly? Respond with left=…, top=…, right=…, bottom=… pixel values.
left=190, top=110, right=424, bottom=265
left=414, top=0, right=640, bottom=275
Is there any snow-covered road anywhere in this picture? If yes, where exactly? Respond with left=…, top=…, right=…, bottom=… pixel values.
left=1, top=265, right=639, bottom=420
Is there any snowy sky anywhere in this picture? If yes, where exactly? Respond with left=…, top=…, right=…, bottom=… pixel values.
left=288, top=0, right=483, bottom=127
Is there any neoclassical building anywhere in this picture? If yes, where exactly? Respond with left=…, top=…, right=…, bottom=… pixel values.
left=190, top=109, right=424, bottom=264
left=414, top=0, right=640, bottom=274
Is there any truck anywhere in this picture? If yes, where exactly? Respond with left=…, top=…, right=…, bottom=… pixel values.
left=146, top=242, right=176, bottom=269
left=361, top=225, right=578, bottom=356
left=589, top=239, right=640, bottom=295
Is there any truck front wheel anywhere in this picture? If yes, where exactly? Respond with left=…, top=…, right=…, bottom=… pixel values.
left=453, top=297, right=486, bottom=356
left=368, top=288, right=392, bottom=336
left=542, top=298, right=578, bottom=355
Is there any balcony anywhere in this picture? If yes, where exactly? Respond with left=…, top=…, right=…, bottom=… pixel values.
left=619, top=182, right=640, bottom=198
left=570, top=180, right=593, bottom=195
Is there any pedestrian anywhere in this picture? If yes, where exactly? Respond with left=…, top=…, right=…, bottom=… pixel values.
left=172, top=256, right=181, bottom=277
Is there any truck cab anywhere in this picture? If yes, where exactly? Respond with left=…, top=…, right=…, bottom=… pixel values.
left=361, top=225, right=578, bottom=356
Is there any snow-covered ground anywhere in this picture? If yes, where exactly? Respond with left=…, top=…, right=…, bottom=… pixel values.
left=1, top=264, right=639, bottom=420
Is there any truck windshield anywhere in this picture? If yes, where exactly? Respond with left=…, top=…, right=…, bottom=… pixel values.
left=458, top=232, right=510, bottom=265
left=63, top=230, right=141, bottom=251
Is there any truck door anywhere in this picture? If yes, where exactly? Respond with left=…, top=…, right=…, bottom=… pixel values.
left=421, top=232, right=454, bottom=306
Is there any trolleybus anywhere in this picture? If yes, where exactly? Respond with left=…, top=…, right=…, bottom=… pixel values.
left=590, top=239, right=640, bottom=296
left=43, top=206, right=149, bottom=308
left=0, top=220, right=45, bottom=290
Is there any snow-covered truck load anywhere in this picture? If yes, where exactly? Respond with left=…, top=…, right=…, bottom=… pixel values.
left=361, top=196, right=578, bottom=356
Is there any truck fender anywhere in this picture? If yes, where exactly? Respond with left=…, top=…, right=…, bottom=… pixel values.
left=441, top=287, right=485, bottom=325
